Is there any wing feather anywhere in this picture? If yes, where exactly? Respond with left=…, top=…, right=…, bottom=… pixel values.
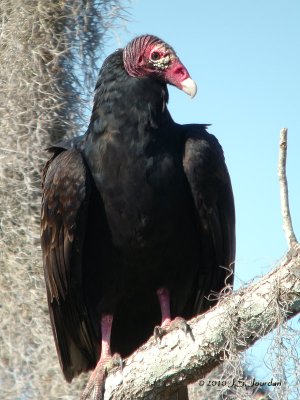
left=182, top=125, right=235, bottom=313
left=41, top=148, right=98, bottom=381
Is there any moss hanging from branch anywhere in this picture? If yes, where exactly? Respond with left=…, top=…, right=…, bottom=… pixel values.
left=0, top=1, right=127, bottom=399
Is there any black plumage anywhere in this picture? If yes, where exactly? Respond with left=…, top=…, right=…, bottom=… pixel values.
left=41, top=35, right=235, bottom=391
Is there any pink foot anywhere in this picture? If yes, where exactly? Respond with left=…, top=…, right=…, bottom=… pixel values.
left=154, top=287, right=194, bottom=342
left=81, top=314, right=122, bottom=400
left=80, top=353, right=122, bottom=400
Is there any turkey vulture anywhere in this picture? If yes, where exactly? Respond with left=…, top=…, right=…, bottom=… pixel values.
left=41, top=34, right=235, bottom=399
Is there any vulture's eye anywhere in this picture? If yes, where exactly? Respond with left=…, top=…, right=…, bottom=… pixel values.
left=150, top=52, right=160, bottom=61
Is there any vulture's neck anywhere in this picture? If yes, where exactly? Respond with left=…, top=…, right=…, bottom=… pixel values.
left=88, top=50, right=171, bottom=143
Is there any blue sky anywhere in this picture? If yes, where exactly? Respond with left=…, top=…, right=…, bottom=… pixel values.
left=97, top=0, right=300, bottom=384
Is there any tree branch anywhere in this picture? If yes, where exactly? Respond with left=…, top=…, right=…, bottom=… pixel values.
left=278, top=128, right=298, bottom=248
left=103, top=249, right=300, bottom=399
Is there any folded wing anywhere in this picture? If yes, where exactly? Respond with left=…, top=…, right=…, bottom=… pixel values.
left=41, top=148, right=98, bottom=382
left=182, top=125, right=236, bottom=314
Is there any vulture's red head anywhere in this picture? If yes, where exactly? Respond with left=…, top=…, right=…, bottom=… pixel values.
left=123, top=35, right=197, bottom=98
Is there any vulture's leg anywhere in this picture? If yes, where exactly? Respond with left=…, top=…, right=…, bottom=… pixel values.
left=154, top=288, right=192, bottom=400
left=81, top=314, right=122, bottom=400
left=154, top=287, right=194, bottom=341
left=156, top=287, right=172, bottom=328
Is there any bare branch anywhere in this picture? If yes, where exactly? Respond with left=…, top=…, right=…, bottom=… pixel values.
left=101, top=249, right=300, bottom=400
left=278, top=128, right=298, bottom=248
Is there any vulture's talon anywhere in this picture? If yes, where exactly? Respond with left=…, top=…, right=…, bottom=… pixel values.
left=81, top=353, right=122, bottom=400
left=154, top=317, right=194, bottom=343
left=107, top=352, right=123, bottom=373
left=172, top=317, right=195, bottom=341
left=154, top=325, right=167, bottom=342
left=80, top=364, right=105, bottom=400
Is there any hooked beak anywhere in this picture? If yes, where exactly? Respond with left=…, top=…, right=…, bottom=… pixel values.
left=180, top=77, right=197, bottom=98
